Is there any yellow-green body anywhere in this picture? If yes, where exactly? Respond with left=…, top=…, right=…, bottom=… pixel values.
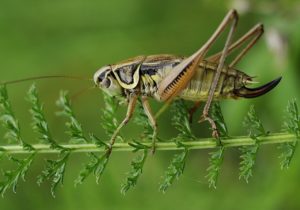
left=136, top=55, right=251, bottom=101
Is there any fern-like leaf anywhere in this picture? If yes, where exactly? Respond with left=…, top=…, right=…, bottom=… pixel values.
left=120, top=100, right=152, bottom=194
left=27, top=84, right=64, bottom=150
left=75, top=135, right=110, bottom=186
left=121, top=149, right=148, bottom=194
left=279, top=99, right=299, bottom=169
left=171, top=100, right=196, bottom=140
left=206, top=102, right=227, bottom=188
left=159, top=100, right=193, bottom=193
left=211, top=102, right=229, bottom=138
left=101, top=92, right=120, bottom=139
left=0, top=153, right=35, bottom=196
left=75, top=152, right=109, bottom=186
left=0, top=85, right=33, bottom=151
left=239, top=106, right=266, bottom=183
left=206, top=146, right=224, bottom=188
left=37, top=152, right=70, bottom=197
left=56, top=91, right=87, bottom=144
left=239, top=143, right=259, bottom=183
left=159, top=144, right=189, bottom=193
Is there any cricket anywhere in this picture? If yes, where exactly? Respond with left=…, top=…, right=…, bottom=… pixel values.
left=93, top=9, right=281, bottom=152
left=1, top=9, right=281, bottom=153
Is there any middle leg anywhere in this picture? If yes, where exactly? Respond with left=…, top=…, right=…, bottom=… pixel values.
left=141, top=96, right=158, bottom=154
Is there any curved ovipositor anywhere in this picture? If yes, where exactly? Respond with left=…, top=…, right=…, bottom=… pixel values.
left=234, top=77, right=282, bottom=98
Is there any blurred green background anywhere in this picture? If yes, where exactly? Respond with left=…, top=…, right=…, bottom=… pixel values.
left=0, top=0, right=300, bottom=209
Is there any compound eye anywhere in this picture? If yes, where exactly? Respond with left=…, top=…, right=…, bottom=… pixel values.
left=93, top=66, right=111, bottom=85
left=97, top=72, right=106, bottom=83
left=97, top=76, right=103, bottom=83
left=103, top=78, right=111, bottom=88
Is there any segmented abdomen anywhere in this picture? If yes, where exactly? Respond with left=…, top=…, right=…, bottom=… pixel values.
left=179, top=61, right=251, bottom=101
left=138, top=55, right=251, bottom=101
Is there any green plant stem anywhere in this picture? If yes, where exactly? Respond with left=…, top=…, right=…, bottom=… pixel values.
left=0, top=133, right=297, bottom=154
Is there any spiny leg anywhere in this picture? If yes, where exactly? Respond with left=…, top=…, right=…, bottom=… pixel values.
left=200, top=11, right=239, bottom=139
left=141, top=96, right=157, bottom=154
left=207, top=23, right=264, bottom=68
left=157, top=9, right=240, bottom=102
left=189, top=25, right=264, bottom=125
left=108, top=94, right=138, bottom=153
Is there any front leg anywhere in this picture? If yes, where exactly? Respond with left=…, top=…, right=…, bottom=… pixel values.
left=108, top=93, right=138, bottom=153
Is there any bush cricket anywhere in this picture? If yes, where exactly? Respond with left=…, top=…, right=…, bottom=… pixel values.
left=93, top=9, right=281, bottom=152
left=1, top=9, right=281, bottom=153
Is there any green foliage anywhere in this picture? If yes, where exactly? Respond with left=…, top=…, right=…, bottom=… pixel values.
left=0, top=85, right=298, bottom=196
left=279, top=99, right=299, bottom=169
left=239, top=106, right=266, bottom=183
left=206, top=147, right=224, bottom=188
left=37, top=152, right=70, bottom=197
left=56, top=91, right=88, bottom=144
left=239, top=144, right=259, bottom=183
left=101, top=92, right=119, bottom=139
left=159, top=144, right=189, bottom=193
left=121, top=101, right=152, bottom=194
left=75, top=135, right=110, bottom=186
left=211, top=102, right=229, bottom=138
left=121, top=149, right=148, bottom=194
left=171, top=100, right=196, bottom=141
left=159, top=100, right=192, bottom=192
left=0, top=85, right=33, bottom=151
left=134, top=100, right=154, bottom=140
left=243, top=105, right=267, bottom=137
left=206, top=102, right=227, bottom=188
left=75, top=152, right=109, bottom=186
left=0, top=153, right=35, bottom=196
left=27, top=84, right=63, bottom=150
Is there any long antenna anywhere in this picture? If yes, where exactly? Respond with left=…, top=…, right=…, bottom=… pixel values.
left=0, top=75, right=92, bottom=85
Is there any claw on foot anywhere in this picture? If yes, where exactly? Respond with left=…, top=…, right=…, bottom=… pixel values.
left=199, top=114, right=222, bottom=145
left=151, top=143, right=156, bottom=155
left=212, top=129, right=220, bottom=139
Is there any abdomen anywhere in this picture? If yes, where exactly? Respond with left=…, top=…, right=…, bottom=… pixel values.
left=140, top=55, right=251, bottom=101
left=179, top=60, right=251, bottom=101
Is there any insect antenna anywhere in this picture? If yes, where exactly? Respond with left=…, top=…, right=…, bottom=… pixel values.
left=70, top=86, right=96, bottom=102
left=0, top=75, right=92, bottom=85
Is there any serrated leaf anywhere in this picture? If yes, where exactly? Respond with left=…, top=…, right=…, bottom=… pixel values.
left=75, top=152, right=110, bottom=186
left=56, top=91, right=87, bottom=144
left=37, top=152, right=70, bottom=197
left=0, top=153, right=35, bottom=196
left=243, top=105, right=266, bottom=137
left=206, top=147, right=224, bottom=189
left=101, top=92, right=120, bottom=139
left=171, top=100, right=196, bottom=141
left=121, top=149, right=148, bottom=194
left=0, top=85, right=33, bottom=151
left=27, top=84, right=63, bottom=150
left=211, top=102, right=229, bottom=138
left=159, top=148, right=188, bottom=193
left=239, top=144, right=259, bottom=183
left=89, top=134, right=109, bottom=148
left=239, top=106, right=265, bottom=183
left=279, top=99, right=299, bottom=169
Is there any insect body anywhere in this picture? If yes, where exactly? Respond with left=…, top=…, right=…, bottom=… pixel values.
left=94, top=9, right=282, bottom=152
left=95, top=54, right=279, bottom=102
